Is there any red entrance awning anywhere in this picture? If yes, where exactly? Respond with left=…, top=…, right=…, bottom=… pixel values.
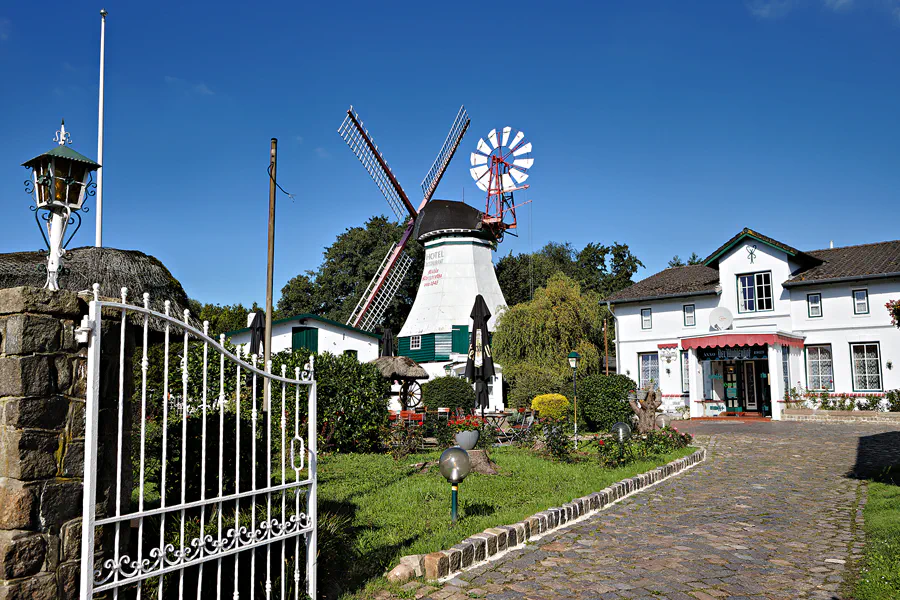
left=681, top=333, right=804, bottom=350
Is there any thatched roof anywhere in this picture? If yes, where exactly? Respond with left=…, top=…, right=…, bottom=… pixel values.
left=369, top=356, right=429, bottom=380
left=0, top=246, right=191, bottom=330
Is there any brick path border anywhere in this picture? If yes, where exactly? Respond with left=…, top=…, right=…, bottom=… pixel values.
left=386, top=447, right=707, bottom=583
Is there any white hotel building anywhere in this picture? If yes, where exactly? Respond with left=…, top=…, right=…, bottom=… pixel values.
left=608, top=229, right=900, bottom=420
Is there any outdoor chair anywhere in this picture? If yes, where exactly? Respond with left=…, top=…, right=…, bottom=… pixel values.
left=509, top=409, right=537, bottom=443
left=436, top=407, right=450, bottom=422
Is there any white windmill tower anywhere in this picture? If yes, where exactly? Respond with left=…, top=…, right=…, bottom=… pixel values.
left=395, top=126, right=535, bottom=411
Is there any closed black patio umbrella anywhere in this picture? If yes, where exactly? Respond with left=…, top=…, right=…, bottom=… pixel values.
left=464, top=294, right=495, bottom=420
left=380, top=328, right=395, bottom=357
left=248, top=310, right=265, bottom=356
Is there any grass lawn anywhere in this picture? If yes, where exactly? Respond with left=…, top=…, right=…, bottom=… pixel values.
left=317, top=445, right=696, bottom=599
left=855, top=465, right=900, bottom=600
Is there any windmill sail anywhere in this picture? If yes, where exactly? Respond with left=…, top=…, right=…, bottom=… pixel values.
left=420, top=106, right=470, bottom=207
left=338, top=108, right=416, bottom=220
left=339, top=105, right=470, bottom=331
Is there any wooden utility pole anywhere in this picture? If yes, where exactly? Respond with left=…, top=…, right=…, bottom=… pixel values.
left=264, top=138, right=277, bottom=409
left=604, top=319, right=609, bottom=375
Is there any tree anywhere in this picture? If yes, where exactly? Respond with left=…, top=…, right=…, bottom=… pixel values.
left=493, top=274, right=605, bottom=405
left=276, top=216, right=424, bottom=334
left=496, top=241, right=643, bottom=306
left=188, top=300, right=260, bottom=337
left=668, top=252, right=703, bottom=268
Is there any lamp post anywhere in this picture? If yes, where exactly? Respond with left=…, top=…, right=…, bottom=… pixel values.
left=22, top=121, right=100, bottom=290
left=439, top=447, right=471, bottom=525
left=568, top=351, right=581, bottom=449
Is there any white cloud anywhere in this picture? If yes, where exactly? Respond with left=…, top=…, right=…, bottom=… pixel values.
left=0, top=18, right=10, bottom=41
left=315, top=147, right=330, bottom=159
left=164, top=75, right=215, bottom=97
left=747, top=0, right=795, bottom=19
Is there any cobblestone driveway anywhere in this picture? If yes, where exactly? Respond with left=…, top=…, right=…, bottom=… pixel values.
left=401, top=421, right=900, bottom=600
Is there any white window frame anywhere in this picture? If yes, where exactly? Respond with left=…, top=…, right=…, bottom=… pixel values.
left=737, top=271, right=774, bottom=313
left=853, top=289, right=869, bottom=315
left=641, top=308, right=652, bottom=330
left=807, top=293, right=822, bottom=318
left=781, top=344, right=790, bottom=395
left=806, top=344, right=834, bottom=391
left=683, top=304, right=695, bottom=327
left=410, top=335, right=421, bottom=351
left=681, top=351, right=690, bottom=394
left=850, top=342, right=882, bottom=392
left=639, top=352, right=659, bottom=390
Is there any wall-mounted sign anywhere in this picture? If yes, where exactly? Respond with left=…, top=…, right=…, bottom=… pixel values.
left=698, top=345, right=767, bottom=361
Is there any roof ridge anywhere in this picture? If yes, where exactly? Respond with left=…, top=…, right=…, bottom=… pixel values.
left=805, top=238, right=900, bottom=253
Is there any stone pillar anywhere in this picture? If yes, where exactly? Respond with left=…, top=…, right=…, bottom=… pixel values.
left=688, top=348, right=704, bottom=418
left=768, top=344, right=784, bottom=421
left=0, top=287, right=134, bottom=599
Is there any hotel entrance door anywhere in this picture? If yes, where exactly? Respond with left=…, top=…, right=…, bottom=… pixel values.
left=743, top=361, right=758, bottom=411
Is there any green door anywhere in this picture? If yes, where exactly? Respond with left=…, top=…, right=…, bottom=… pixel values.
left=452, top=325, right=469, bottom=354
left=291, top=326, right=318, bottom=353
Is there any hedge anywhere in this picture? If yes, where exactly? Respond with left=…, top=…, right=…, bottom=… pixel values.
left=578, top=373, right=636, bottom=432
left=421, top=376, right=476, bottom=412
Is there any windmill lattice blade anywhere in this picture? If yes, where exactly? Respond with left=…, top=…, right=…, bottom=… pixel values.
left=420, top=105, right=470, bottom=205
left=501, top=173, right=516, bottom=192
left=513, top=142, right=532, bottom=156
left=508, top=131, right=525, bottom=151
left=470, top=152, right=488, bottom=166
left=513, top=157, right=534, bottom=169
left=470, top=165, right=489, bottom=191
left=509, top=168, right=529, bottom=184
left=476, top=138, right=491, bottom=156
left=488, top=129, right=499, bottom=149
left=338, top=108, right=415, bottom=220
left=347, top=244, right=414, bottom=331
left=501, top=127, right=511, bottom=147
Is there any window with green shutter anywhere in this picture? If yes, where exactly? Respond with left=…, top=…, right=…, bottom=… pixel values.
left=291, top=327, right=318, bottom=353
left=451, top=325, right=469, bottom=354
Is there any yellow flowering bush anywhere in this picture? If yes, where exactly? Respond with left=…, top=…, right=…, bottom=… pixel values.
left=532, top=393, right=570, bottom=420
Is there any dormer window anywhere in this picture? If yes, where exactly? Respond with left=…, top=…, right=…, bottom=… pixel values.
left=737, top=272, right=773, bottom=313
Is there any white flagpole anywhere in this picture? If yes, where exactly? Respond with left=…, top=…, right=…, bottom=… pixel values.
left=95, top=9, right=107, bottom=247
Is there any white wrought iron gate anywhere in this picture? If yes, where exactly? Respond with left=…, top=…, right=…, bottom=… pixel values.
left=79, top=285, right=317, bottom=599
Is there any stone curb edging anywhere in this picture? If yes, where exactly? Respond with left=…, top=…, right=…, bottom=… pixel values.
left=385, top=447, right=707, bottom=583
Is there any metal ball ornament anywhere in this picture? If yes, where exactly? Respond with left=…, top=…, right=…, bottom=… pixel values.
left=439, top=447, right=471, bottom=484
left=611, top=421, right=632, bottom=444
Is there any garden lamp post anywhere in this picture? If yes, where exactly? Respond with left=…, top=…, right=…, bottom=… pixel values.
left=568, top=351, right=581, bottom=449
left=22, top=121, right=100, bottom=290
left=611, top=420, right=632, bottom=461
left=439, top=447, right=471, bottom=526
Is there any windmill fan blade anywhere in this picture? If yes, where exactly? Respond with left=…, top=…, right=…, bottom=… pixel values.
left=513, top=142, right=532, bottom=156
left=347, top=242, right=415, bottom=331
left=501, top=173, right=516, bottom=192
left=488, top=129, right=499, bottom=149
left=501, top=126, right=511, bottom=147
left=510, top=168, right=529, bottom=184
left=470, top=152, right=488, bottom=166
left=470, top=166, right=489, bottom=191
left=338, top=108, right=415, bottom=220
left=477, top=138, right=492, bottom=155
left=513, top=158, right=534, bottom=169
left=508, top=131, right=525, bottom=151
left=420, top=105, right=471, bottom=206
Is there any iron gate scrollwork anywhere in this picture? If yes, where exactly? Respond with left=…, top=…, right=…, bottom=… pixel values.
left=79, top=285, right=317, bottom=599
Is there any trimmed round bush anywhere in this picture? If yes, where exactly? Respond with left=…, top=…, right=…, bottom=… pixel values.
left=579, top=373, right=636, bottom=432
left=421, top=376, right=476, bottom=412
left=532, top=393, right=570, bottom=420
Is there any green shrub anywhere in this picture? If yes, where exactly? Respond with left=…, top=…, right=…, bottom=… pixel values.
left=540, top=418, right=573, bottom=462
left=886, top=390, right=900, bottom=412
left=532, top=393, right=569, bottom=420
left=858, top=395, right=885, bottom=412
left=578, top=374, right=636, bottom=432
left=421, top=376, right=475, bottom=412
left=505, top=364, right=566, bottom=409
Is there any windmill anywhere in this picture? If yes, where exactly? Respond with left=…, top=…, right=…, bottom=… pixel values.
left=337, top=106, right=470, bottom=332
left=469, top=126, right=534, bottom=241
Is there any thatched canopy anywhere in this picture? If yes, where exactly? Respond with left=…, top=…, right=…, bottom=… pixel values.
left=369, top=356, right=429, bottom=381
left=0, top=246, right=191, bottom=329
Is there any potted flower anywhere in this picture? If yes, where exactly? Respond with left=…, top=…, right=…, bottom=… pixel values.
left=451, top=416, right=481, bottom=450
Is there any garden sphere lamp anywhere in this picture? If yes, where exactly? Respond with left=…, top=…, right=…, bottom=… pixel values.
left=568, top=351, right=581, bottom=449
left=22, top=121, right=100, bottom=290
left=611, top=421, right=632, bottom=460
left=439, top=447, right=471, bottom=525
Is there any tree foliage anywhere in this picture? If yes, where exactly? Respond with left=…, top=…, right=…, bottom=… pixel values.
left=187, top=300, right=260, bottom=337
left=496, top=241, right=643, bottom=307
left=493, top=274, right=606, bottom=403
left=668, top=252, right=703, bottom=268
left=421, top=376, right=476, bottom=412
left=277, top=215, right=424, bottom=334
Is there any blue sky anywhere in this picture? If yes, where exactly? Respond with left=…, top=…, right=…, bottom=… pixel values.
left=1, top=1, right=899, bottom=306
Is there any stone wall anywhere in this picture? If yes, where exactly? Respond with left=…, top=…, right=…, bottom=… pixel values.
left=0, top=287, right=134, bottom=599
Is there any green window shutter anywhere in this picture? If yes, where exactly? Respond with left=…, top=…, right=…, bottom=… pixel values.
left=291, top=327, right=318, bottom=353
left=452, top=325, right=469, bottom=354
